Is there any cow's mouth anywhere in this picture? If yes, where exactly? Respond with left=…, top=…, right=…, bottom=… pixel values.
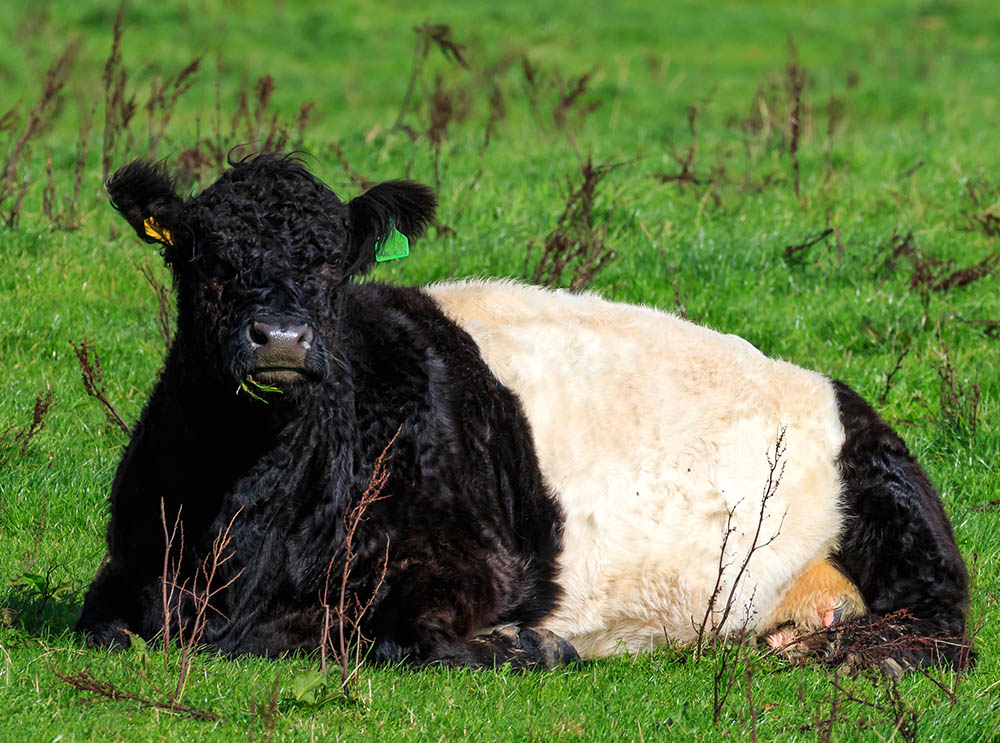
left=249, top=367, right=308, bottom=385
left=237, top=368, right=310, bottom=397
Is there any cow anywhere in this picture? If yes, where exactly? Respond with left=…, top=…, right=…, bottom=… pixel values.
left=76, top=153, right=973, bottom=672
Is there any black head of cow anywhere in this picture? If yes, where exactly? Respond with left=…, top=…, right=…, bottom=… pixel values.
left=106, top=154, right=436, bottom=395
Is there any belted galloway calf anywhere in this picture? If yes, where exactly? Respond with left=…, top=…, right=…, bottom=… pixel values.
left=77, top=154, right=973, bottom=671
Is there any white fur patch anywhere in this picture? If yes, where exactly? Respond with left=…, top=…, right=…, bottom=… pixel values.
left=426, top=279, right=845, bottom=659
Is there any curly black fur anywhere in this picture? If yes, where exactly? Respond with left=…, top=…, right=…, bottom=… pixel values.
left=78, top=154, right=568, bottom=668
left=832, top=380, right=974, bottom=669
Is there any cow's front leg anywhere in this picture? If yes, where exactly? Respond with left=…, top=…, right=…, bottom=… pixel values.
left=369, top=621, right=580, bottom=670
left=76, top=562, right=143, bottom=649
left=432, top=625, right=581, bottom=670
left=362, top=538, right=574, bottom=670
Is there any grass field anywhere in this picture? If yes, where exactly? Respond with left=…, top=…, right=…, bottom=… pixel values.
left=2, top=0, right=999, bottom=740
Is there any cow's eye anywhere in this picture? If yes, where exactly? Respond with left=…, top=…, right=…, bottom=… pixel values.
left=201, top=257, right=235, bottom=282
left=318, top=260, right=343, bottom=283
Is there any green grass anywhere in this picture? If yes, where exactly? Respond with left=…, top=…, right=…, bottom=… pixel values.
left=2, top=0, right=999, bottom=740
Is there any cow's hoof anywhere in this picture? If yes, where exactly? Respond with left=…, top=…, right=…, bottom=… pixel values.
left=881, top=657, right=909, bottom=678
left=477, top=624, right=581, bottom=669
left=839, top=651, right=913, bottom=677
left=81, top=623, right=132, bottom=651
left=520, top=627, right=582, bottom=669
left=763, top=599, right=858, bottom=660
left=763, top=623, right=825, bottom=659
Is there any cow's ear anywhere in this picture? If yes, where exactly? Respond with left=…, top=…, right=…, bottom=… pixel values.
left=107, top=160, right=186, bottom=260
left=346, top=180, right=436, bottom=275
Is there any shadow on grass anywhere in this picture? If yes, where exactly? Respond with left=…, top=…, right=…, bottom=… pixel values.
left=1, top=582, right=84, bottom=640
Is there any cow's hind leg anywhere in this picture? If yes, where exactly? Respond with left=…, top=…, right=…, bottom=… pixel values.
left=771, top=556, right=867, bottom=629
left=831, top=380, right=973, bottom=670
left=763, top=557, right=866, bottom=657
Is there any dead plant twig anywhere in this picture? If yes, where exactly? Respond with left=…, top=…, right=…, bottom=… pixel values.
left=102, top=2, right=137, bottom=182
left=0, top=43, right=78, bottom=227
left=928, top=253, right=1000, bottom=292
left=52, top=668, right=219, bottom=722
left=328, top=141, right=373, bottom=192
left=709, top=429, right=787, bottom=645
left=553, top=69, right=601, bottom=132
left=139, top=262, right=174, bottom=351
left=146, top=57, right=202, bottom=157
left=690, top=431, right=787, bottom=726
left=319, top=429, right=398, bottom=698
left=526, top=158, right=626, bottom=291
left=785, top=39, right=806, bottom=199
left=1, top=389, right=56, bottom=460
left=71, top=339, right=131, bottom=437
left=657, top=106, right=702, bottom=186
left=877, top=343, right=911, bottom=406
left=784, top=228, right=833, bottom=263
left=170, top=508, right=244, bottom=703
left=970, top=499, right=1000, bottom=512
left=229, top=75, right=315, bottom=154
left=828, top=672, right=918, bottom=743
left=41, top=107, right=94, bottom=231
left=934, top=332, right=981, bottom=438
left=394, top=23, right=468, bottom=132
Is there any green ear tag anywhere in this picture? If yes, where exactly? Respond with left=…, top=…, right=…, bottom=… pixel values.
left=374, top=229, right=409, bottom=262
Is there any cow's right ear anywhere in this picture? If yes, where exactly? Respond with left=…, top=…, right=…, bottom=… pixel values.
left=106, top=160, right=185, bottom=260
left=346, top=180, right=437, bottom=275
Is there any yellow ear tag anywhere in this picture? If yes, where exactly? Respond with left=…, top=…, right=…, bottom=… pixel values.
left=143, top=217, right=173, bottom=246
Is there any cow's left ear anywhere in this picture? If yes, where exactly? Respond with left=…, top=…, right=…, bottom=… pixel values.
left=346, top=180, right=436, bottom=275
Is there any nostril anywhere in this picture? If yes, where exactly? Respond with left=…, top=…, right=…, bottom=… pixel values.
left=247, top=322, right=270, bottom=347
left=296, top=325, right=313, bottom=350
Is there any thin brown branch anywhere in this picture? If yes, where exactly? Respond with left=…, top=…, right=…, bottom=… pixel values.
left=785, top=38, right=806, bottom=199
left=52, top=668, right=219, bottom=722
left=139, top=262, right=174, bottom=351
left=328, top=141, right=373, bottom=192
left=146, top=57, right=202, bottom=156
left=744, top=660, right=758, bottom=743
left=336, top=430, right=398, bottom=696
left=935, top=331, right=981, bottom=438
left=0, top=43, right=78, bottom=227
left=696, top=427, right=787, bottom=707
left=163, top=507, right=244, bottom=704
left=827, top=673, right=918, bottom=743
left=929, top=253, right=1000, bottom=292
left=21, top=494, right=48, bottom=574
left=8, top=389, right=57, bottom=456
left=71, top=339, right=131, bottom=436
left=552, top=69, right=600, bottom=131
left=528, top=158, right=626, bottom=291
left=695, top=503, right=736, bottom=657
left=715, top=430, right=787, bottom=635
left=160, top=498, right=183, bottom=675
left=394, top=23, right=467, bottom=132
left=816, top=671, right=840, bottom=743
left=656, top=105, right=701, bottom=186
left=102, top=1, right=137, bottom=182
left=784, top=229, right=833, bottom=263
left=877, top=344, right=911, bottom=406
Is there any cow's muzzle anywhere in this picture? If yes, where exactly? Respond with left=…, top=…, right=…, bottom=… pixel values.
left=245, top=317, right=316, bottom=384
